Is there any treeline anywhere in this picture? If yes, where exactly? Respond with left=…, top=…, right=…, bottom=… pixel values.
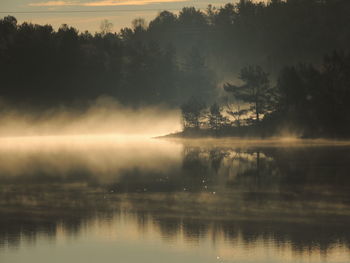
left=180, top=52, right=350, bottom=138
left=1, top=0, right=350, bottom=106
left=0, top=16, right=214, bottom=106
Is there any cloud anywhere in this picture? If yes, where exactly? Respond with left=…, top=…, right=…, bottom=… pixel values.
left=29, top=0, right=188, bottom=7
left=85, top=0, right=187, bottom=6
left=29, top=1, right=77, bottom=6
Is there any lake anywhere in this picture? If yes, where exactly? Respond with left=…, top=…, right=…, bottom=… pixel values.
left=0, top=136, right=350, bottom=263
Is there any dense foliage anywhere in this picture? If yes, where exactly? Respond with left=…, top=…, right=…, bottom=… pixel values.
left=181, top=52, right=350, bottom=137
left=0, top=0, right=350, bottom=136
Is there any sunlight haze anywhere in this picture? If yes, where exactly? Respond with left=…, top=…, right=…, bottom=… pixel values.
left=0, top=0, right=260, bottom=32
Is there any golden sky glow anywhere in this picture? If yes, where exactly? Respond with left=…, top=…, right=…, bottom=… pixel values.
left=29, top=0, right=188, bottom=7
left=0, top=0, right=232, bottom=32
left=1, top=0, right=272, bottom=33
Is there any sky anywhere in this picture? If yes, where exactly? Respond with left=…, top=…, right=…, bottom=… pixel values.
left=0, top=0, right=246, bottom=32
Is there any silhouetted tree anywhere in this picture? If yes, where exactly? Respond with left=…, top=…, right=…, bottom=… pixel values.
left=225, top=102, right=248, bottom=127
left=99, top=19, right=113, bottom=36
left=224, top=66, right=275, bottom=123
left=181, top=97, right=206, bottom=130
left=208, top=102, right=228, bottom=132
left=1, top=0, right=350, bottom=136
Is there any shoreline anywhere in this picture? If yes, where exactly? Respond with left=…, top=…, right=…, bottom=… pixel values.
left=155, top=132, right=350, bottom=147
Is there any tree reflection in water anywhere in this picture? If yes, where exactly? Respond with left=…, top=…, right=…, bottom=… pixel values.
left=0, top=141, right=350, bottom=262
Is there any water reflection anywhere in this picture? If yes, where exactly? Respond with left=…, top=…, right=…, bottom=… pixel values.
left=0, top=137, right=350, bottom=263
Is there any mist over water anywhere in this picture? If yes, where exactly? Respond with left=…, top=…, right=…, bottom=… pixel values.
left=1, top=137, right=350, bottom=263
left=0, top=96, right=181, bottom=138
left=1, top=1, right=350, bottom=262
left=0, top=82, right=349, bottom=263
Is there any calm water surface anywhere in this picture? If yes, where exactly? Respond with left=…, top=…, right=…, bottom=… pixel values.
left=0, top=136, right=350, bottom=263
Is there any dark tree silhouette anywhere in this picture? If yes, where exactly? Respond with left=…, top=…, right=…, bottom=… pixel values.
left=181, top=97, right=206, bottom=130
left=208, top=102, right=228, bottom=133
left=224, top=66, right=275, bottom=123
left=1, top=0, right=350, bottom=137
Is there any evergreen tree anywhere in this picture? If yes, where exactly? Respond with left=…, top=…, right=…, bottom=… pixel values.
left=224, top=66, right=275, bottom=123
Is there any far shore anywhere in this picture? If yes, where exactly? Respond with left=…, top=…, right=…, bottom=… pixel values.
left=156, top=131, right=350, bottom=147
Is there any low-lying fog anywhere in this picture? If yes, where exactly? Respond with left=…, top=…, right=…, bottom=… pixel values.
left=0, top=96, right=181, bottom=138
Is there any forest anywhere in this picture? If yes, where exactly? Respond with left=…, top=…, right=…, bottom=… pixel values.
left=0, top=0, right=350, bottom=137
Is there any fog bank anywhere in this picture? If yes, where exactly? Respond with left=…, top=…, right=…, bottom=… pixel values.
left=0, top=96, right=181, bottom=138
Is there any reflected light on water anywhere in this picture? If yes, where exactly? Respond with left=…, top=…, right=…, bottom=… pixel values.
left=0, top=137, right=350, bottom=263
left=3, top=210, right=350, bottom=263
left=0, top=134, right=183, bottom=181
